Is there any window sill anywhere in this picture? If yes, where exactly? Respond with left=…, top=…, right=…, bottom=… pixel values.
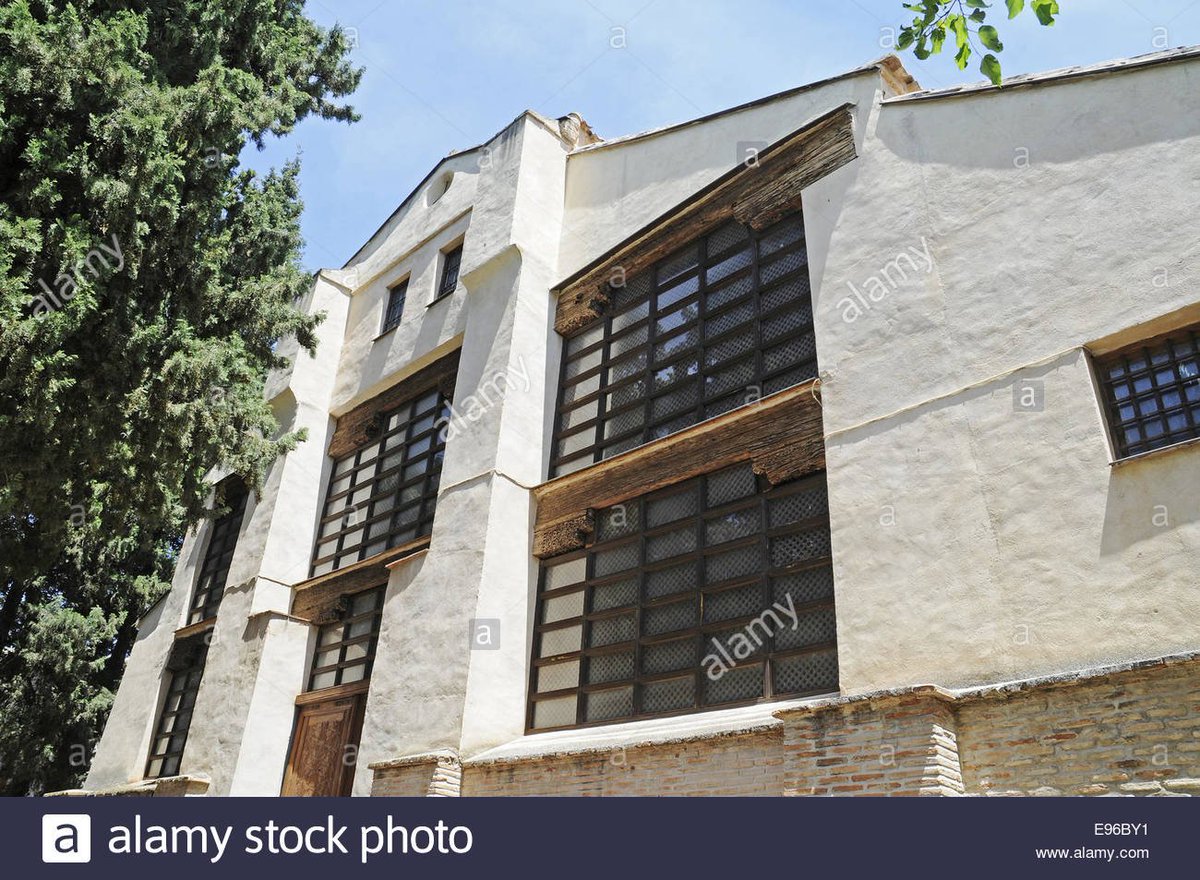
left=372, top=325, right=400, bottom=343
left=46, top=775, right=211, bottom=798
left=296, top=535, right=432, bottom=594
left=426, top=291, right=456, bottom=308
left=1110, top=435, right=1200, bottom=468
left=465, top=694, right=835, bottom=766
left=174, top=618, right=216, bottom=641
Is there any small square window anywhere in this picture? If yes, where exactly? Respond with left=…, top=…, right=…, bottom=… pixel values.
left=437, top=244, right=463, bottom=299
left=1096, top=324, right=1200, bottom=459
left=382, top=279, right=408, bottom=333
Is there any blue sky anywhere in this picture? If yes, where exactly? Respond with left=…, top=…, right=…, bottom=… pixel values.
left=244, top=0, right=1200, bottom=270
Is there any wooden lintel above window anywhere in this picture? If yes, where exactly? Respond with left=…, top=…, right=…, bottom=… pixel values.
left=532, top=379, right=825, bottom=557
left=553, top=103, right=856, bottom=337
left=291, top=535, right=428, bottom=622
left=294, top=679, right=370, bottom=706
left=327, top=348, right=460, bottom=460
left=172, top=618, right=215, bottom=644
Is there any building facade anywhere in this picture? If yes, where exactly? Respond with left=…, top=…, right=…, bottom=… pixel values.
left=78, top=49, right=1200, bottom=797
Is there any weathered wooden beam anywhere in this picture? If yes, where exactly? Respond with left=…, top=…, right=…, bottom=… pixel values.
left=328, top=348, right=460, bottom=460
left=530, top=509, right=595, bottom=558
left=290, top=537, right=428, bottom=621
left=731, top=116, right=858, bottom=231
left=553, top=104, right=856, bottom=336
left=532, top=381, right=825, bottom=558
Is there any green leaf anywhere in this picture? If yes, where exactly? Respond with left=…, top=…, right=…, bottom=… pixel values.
left=978, top=25, right=1003, bottom=50
left=955, top=41, right=972, bottom=69
left=930, top=26, right=946, bottom=54
left=1031, top=0, right=1059, bottom=25
left=897, top=28, right=915, bottom=50
left=1006, top=0, right=1025, bottom=19
left=948, top=13, right=969, bottom=49
left=981, top=52, right=1003, bottom=85
left=965, top=0, right=990, bottom=7
left=970, top=9, right=987, bottom=22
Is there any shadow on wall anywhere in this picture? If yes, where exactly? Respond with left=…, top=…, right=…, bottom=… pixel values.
left=1100, top=443, right=1200, bottom=556
left=873, top=63, right=1200, bottom=172
left=270, top=388, right=298, bottom=437
left=803, top=131, right=862, bottom=324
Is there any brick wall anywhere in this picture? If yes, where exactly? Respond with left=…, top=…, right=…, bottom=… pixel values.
left=371, top=752, right=462, bottom=797
left=373, top=654, right=1200, bottom=797
left=957, top=659, right=1200, bottom=796
left=780, top=690, right=962, bottom=796
left=463, top=730, right=783, bottom=797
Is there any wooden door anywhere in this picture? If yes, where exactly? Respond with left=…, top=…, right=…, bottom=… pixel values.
left=280, top=689, right=366, bottom=796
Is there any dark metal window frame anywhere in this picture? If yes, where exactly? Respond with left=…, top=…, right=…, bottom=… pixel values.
left=527, top=464, right=838, bottom=733
left=1096, top=323, right=1200, bottom=460
left=308, top=587, right=384, bottom=691
left=381, top=278, right=408, bottom=334
left=311, top=388, right=452, bottom=576
left=550, top=214, right=815, bottom=478
left=187, top=479, right=248, bottom=626
left=145, top=639, right=208, bottom=779
left=436, top=243, right=463, bottom=300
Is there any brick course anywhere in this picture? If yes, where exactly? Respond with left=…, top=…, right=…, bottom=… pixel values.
left=464, top=730, right=783, bottom=797
left=372, top=653, right=1200, bottom=797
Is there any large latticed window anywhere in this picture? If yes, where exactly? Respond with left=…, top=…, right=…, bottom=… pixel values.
left=145, top=638, right=208, bottom=778
left=1097, top=323, right=1200, bottom=459
left=528, top=462, right=838, bottom=731
left=551, top=214, right=814, bottom=477
left=313, top=388, right=452, bottom=576
left=308, top=588, right=384, bottom=691
left=187, top=479, right=248, bottom=625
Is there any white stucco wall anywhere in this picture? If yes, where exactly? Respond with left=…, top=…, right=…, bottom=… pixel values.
left=814, top=59, right=1200, bottom=692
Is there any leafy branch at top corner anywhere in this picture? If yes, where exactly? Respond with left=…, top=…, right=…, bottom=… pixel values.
left=896, top=0, right=1060, bottom=87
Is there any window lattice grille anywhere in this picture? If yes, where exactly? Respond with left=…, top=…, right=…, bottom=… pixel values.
left=1097, top=325, right=1200, bottom=459
left=382, top=279, right=408, bottom=333
left=145, top=641, right=208, bottom=779
left=551, top=215, right=814, bottom=478
left=312, top=386, right=452, bottom=576
left=529, top=463, right=838, bottom=731
left=438, top=244, right=463, bottom=299
left=187, top=480, right=248, bottom=625
left=308, top=588, right=384, bottom=691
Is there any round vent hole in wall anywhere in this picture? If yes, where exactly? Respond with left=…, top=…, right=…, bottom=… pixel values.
left=427, top=171, right=454, bottom=206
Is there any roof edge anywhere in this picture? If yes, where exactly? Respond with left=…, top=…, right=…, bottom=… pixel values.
left=886, top=44, right=1200, bottom=104
left=340, top=109, right=594, bottom=269
left=568, top=56, right=914, bottom=156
